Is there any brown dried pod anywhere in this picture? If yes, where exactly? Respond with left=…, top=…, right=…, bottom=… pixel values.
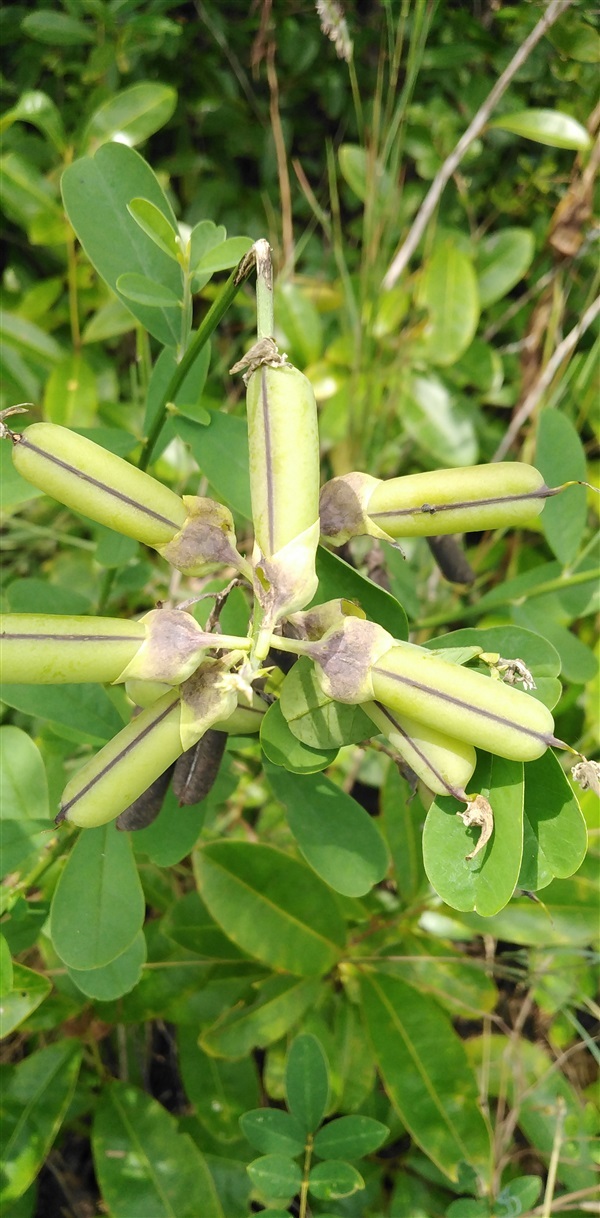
left=116, top=764, right=175, bottom=831
left=172, top=729, right=228, bottom=806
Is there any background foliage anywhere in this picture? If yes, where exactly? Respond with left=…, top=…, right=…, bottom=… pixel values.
left=1, top=2, right=598, bottom=1216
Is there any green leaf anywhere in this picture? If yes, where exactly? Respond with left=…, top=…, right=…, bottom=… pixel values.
left=400, top=375, right=478, bottom=467
left=548, top=16, right=600, bottom=63
left=497, top=1175, right=542, bottom=1214
left=279, top=656, right=374, bottom=749
left=188, top=221, right=226, bottom=271
left=240, top=1109, right=306, bottom=1157
left=67, top=930, right=147, bottom=1000
left=174, top=412, right=251, bottom=518
left=338, top=144, right=393, bottom=203
left=21, top=10, right=94, bottom=45
left=128, top=197, right=180, bottom=260
left=192, top=236, right=253, bottom=275
left=0, top=90, right=66, bottom=153
left=43, top=352, right=97, bottom=426
left=447, top=1202, right=490, bottom=1218
left=260, top=700, right=338, bottom=774
left=476, top=228, right=535, bottom=308
left=83, top=83, right=177, bottom=150
left=536, top=409, right=587, bottom=565
left=488, top=108, right=591, bottom=150
left=0, top=963, right=51, bottom=1038
left=247, top=1154, right=302, bottom=1199
left=162, top=889, right=248, bottom=961
left=0, top=726, right=48, bottom=822
left=452, top=857, right=598, bottom=946
left=423, top=756, right=525, bottom=916
left=309, top=1160, right=365, bottom=1200
left=130, top=785, right=210, bottom=867
left=429, top=624, right=561, bottom=710
left=381, top=765, right=427, bottom=905
left=61, top=143, right=182, bottom=347
left=313, top=1115, right=388, bottom=1160
left=202, top=974, right=322, bottom=1058
left=0, top=1040, right=82, bottom=1204
left=6, top=576, right=92, bottom=614
left=49, top=823, right=145, bottom=970
left=117, top=272, right=181, bottom=308
left=193, top=842, right=346, bottom=976
left=0, top=683, right=124, bottom=745
left=275, top=281, right=323, bottom=366
left=314, top=547, right=408, bottom=639
left=0, top=443, right=44, bottom=510
left=0, top=934, right=13, bottom=998
left=359, top=971, right=491, bottom=1182
left=178, top=1027, right=259, bottom=1142
left=265, top=763, right=389, bottom=897
left=286, top=1034, right=330, bottom=1134
left=420, top=243, right=479, bottom=365
left=518, top=750, right=587, bottom=891
left=93, top=1081, right=224, bottom=1218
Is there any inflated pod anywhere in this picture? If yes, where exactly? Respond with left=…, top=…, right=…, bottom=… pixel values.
left=234, top=331, right=320, bottom=659
left=10, top=423, right=187, bottom=546
left=0, top=614, right=145, bottom=684
left=364, top=701, right=476, bottom=799
left=312, top=617, right=557, bottom=763
left=319, top=463, right=555, bottom=544
left=57, top=660, right=238, bottom=828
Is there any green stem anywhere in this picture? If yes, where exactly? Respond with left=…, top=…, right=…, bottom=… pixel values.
left=415, top=567, right=600, bottom=631
left=138, top=251, right=257, bottom=471
left=253, top=239, right=274, bottom=340
left=298, top=1134, right=313, bottom=1218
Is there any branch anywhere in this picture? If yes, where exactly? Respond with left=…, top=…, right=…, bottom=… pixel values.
left=382, top=0, right=574, bottom=290
left=492, top=293, right=600, bottom=461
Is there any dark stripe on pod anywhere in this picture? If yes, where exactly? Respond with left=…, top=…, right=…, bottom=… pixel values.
left=374, top=702, right=466, bottom=799
left=370, top=487, right=556, bottom=521
left=16, top=435, right=182, bottom=530
left=1, top=632, right=141, bottom=642
left=57, top=699, right=179, bottom=819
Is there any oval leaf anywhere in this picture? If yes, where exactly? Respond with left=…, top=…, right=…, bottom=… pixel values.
left=286, top=1034, right=330, bottom=1134
left=193, top=842, right=346, bottom=976
left=93, top=1081, right=224, bottom=1218
left=247, top=1155, right=302, bottom=1198
left=266, top=763, right=389, bottom=897
left=313, top=1114, right=388, bottom=1160
left=0, top=1041, right=82, bottom=1204
left=309, top=1160, right=365, bottom=1200
left=84, top=83, right=177, bottom=150
left=359, top=970, right=491, bottom=1182
left=518, top=750, right=587, bottom=891
left=489, top=109, right=591, bottom=151
left=67, top=930, right=147, bottom=1001
left=420, top=243, right=480, bottom=365
left=400, top=374, right=478, bottom=467
left=192, top=236, right=253, bottom=275
left=0, top=963, right=51, bottom=1038
left=314, top=547, right=408, bottom=640
left=201, top=974, right=321, bottom=1059
left=476, top=227, right=535, bottom=308
left=279, top=656, right=374, bottom=749
left=116, top=272, right=181, bottom=308
left=536, top=409, right=587, bottom=566
left=127, top=197, right=180, bottom=260
left=260, top=700, right=338, bottom=774
left=49, top=823, right=145, bottom=970
left=240, top=1109, right=306, bottom=1157
left=0, top=726, right=48, bottom=822
left=423, top=755, right=525, bottom=916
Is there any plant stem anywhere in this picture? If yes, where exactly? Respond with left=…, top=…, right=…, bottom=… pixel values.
left=138, top=250, right=257, bottom=470
left=253, top=239, right=274, bottom=340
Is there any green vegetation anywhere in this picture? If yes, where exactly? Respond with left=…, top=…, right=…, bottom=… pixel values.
left=1, top=3, right=598, bottom=1216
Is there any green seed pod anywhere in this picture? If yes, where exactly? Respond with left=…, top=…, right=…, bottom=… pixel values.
left=57, top=691, right=184, bottom=828
left=240, top=338, right=320, bottom=655
left=10, top=422, right=187, bottom=546
left=370, top=639, right=556, bottom=762
left=57, top=660, right=239, bottom=829
left=364, top=701, right=476, bottom=800
left=320, top=463, right=555, bottom=544
left=0, top=613, right=145, bottom=684
left=125, top=678, right=174, bottom=708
